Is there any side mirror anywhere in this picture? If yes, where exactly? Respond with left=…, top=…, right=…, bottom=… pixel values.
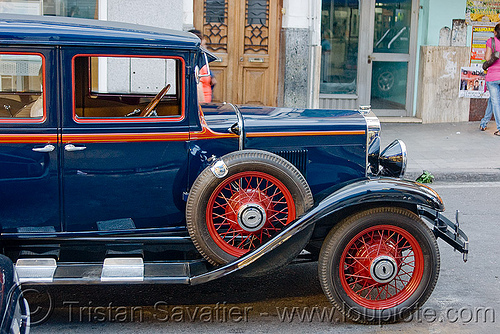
left=194, top=65, right=200, bottom=84
left=200, top=53, right=211, bottom=77
left=196, top=52, right=211, bottom=83
left=195, top=48, right=219, bottom=82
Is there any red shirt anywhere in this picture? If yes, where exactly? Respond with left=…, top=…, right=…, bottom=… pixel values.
left=199, top=66, right=212, bottom=102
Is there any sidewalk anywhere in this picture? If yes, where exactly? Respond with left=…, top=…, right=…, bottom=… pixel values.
left=380, top=121, right=500, bottom=182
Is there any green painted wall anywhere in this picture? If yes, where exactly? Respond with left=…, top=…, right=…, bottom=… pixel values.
left=419, top=0, right=468, bottom=46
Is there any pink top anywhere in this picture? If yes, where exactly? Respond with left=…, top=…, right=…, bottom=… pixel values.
left=486, top=37, right=500, bottom=81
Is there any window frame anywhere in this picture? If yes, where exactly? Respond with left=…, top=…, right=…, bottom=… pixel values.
left=0, top=52, right=47, bottom=124
left=71, top=53, right=186, bottom=124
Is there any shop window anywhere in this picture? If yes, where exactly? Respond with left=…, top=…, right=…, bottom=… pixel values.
left=373, top=0, right=411, bottom=54
left=0, top=54, right=44, bottom=119
left=73, top=56, right=183, bottom=120
left=320, top=0, right=359, bottom=95
left=43, top=0, right=98, bottom=19
left=0, top=0, right=42, bottom=15
left=0, top=0, right=98, bottom=19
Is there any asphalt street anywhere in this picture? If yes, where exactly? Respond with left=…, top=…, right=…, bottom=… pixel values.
left=28, top=180, right=500, bottom=333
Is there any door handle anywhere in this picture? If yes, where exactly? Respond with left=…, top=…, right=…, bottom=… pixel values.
left=368, top=55, right=375, bottom=64
left=32, top=144, right=55, bottom=153
left=64, top=144, right=86, bottom=152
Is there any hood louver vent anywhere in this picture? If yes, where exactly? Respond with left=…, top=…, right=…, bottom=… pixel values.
left=272, top=149, right=308, bottom=177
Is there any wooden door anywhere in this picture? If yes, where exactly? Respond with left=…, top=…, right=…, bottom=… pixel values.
left=194, top=0, right=281, bottom=106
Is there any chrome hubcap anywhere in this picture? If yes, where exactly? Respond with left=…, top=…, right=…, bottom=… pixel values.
left=370, top=255, right=398, bottom=284
left=237, top=204, right=266, bottom=232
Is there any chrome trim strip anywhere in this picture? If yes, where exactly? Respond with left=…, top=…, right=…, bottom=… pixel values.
left=361, top=107, right=381, bottom=176
left=224, top=102, right=245, bottom=150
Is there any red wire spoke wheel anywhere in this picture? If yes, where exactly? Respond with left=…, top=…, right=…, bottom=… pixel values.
left=339, top=225, right=424, bottom=309
left=186, top=150, right=313, bottom=265
left=206, top=171, right=296, bottom=257
left=318, top=207, right=440, bottom=324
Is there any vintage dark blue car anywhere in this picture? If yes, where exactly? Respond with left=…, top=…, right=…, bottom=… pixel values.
left=0, top=14, right=468, bottom=324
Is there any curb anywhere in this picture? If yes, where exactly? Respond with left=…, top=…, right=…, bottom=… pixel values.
left=405, top=170, right=500, bottom=183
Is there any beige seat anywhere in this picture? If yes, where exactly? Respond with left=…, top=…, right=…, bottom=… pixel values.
left=30, top=96, right=43, bottom=117
left=14, top=96, right=43, bottom=118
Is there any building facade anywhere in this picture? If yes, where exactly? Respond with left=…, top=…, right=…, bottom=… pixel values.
left=0, top=0, right=477, bottom=121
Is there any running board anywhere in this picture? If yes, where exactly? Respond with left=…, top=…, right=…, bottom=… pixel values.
left=16, top=258, right=57, bottom=283
left=15, top=258, right=208, bottom=284
left=101, top=258, right=144, bottom=282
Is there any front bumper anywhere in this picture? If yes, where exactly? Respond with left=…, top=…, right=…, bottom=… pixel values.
left=418, top=206, right=469, bottom=262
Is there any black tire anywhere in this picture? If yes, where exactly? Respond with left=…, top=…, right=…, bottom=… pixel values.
left=318, top=207, right=440, bottom=324
left=186, top=150, right=313, bottom=265
left=375, top=70, right=395, bottom=96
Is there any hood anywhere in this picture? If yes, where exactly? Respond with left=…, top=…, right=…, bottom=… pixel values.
left=200, top=103, right=367, bottom=134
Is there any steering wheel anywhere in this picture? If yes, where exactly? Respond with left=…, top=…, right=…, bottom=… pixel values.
left=139, top=84, right=171, bottom=117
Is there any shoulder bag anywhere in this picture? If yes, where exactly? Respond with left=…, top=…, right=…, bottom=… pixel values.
left=483, top=37, right=499, bottom=71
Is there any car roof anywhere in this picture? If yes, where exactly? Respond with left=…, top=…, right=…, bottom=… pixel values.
left=0, top=14, right=200, bottom=49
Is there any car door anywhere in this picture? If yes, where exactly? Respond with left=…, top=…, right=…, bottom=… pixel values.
left=0, top=48, right=61, bottom=233
left=60, top=48, right=190, bottom=232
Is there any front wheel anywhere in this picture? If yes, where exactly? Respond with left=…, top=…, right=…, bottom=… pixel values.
left=318, top=207, right=440, bottom=324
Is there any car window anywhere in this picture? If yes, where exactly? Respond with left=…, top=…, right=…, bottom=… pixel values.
left=73, top=55, right=183, bottom=120
left=0, top=54, right=44, bottom=120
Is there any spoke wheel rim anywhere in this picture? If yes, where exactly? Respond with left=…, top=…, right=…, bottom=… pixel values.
left=378, top=72, right=394, bottom=91
left=339, top=224, right=424, bottom=309
left=206, top=171, right=296, bottom=257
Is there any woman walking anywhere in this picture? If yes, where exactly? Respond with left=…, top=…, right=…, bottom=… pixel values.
left=483, top=23, right=500, bottom=136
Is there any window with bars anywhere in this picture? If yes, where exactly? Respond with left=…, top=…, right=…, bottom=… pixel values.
left=204, top=0, right=228, bottom=52
left=245, top=0, right=269, bottom=53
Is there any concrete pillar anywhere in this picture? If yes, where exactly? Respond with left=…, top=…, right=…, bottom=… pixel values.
left=183, top=0, right=194, bottom=31
left=416, top=46, right=470, bottom=123
left=107, top=0, right=183, bottom=30
left=281, top=0, right=314, bottom=108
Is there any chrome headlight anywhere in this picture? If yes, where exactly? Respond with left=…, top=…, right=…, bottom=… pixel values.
left=379, top=139, right=407, bottom=178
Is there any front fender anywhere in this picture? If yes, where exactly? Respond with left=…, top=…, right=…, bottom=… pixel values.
left=315, top=177, right=444, bottom=215
left=308, top=177, right=444, bottom=242
left=311, top=177, right=467, bottom=260
left=190, top=177, right=444, bottom=284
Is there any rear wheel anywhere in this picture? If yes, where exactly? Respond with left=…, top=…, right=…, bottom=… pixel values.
left=186, top=150, right=313, bottom=265
left=318, top=207, right=440, bottom=323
